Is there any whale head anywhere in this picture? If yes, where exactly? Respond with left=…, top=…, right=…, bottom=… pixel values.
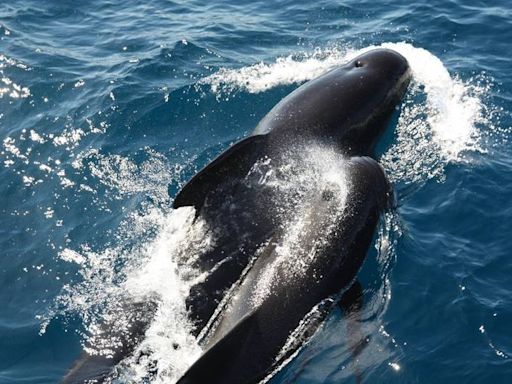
left=255, top=48, right=412, bottom=156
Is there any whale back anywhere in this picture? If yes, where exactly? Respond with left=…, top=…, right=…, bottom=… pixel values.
left=177, top=157, right=390, bottom=384
left=173, top=49, right=409, bottom=337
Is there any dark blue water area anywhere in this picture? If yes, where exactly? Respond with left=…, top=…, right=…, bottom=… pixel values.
left=1, top=0, right=511, bottom=383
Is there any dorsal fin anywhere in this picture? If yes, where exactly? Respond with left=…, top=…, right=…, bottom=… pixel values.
left=173, top=134, right=267, bottom=211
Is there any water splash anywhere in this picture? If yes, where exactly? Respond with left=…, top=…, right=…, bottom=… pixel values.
left=44, top=206, right=211, bottom=383
left=198, top=47, right=349, bottom=94
left=379, top=42, right=491, bottom=182
left=248, top=146, right=351, bottom=308
left=86, top=149, right=177, bottom=202
left=381, top=43, right=486, bottom=160
left=114, top=207, right=210, bottom=383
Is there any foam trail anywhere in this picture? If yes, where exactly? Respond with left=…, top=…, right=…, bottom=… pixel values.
left=116, top=207, right=209, bottom=383
left=380, top=42, right=486, bottom=162
left=46, top=205, right=211, bottom=383
left=198, top=47, right=349, bottom=94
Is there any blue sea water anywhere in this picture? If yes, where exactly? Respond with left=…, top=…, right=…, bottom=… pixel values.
left=1, top=0, right=511, bottom=383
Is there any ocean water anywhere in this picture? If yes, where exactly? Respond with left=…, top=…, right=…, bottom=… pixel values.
left=1, top=0, right=511, bottom=383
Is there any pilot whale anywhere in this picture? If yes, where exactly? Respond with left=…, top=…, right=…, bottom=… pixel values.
left=61, top=48, right=411, bottom=383
left=174, top=48, right=411, bottom=384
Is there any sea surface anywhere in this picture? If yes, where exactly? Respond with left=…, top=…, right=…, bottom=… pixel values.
left=1, top=0, right=511, bottom=383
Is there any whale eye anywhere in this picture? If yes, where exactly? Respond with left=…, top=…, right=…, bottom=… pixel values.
left=354, top=60, right=363, bottom=68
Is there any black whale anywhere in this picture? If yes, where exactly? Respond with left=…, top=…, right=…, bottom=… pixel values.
left=176, top=48, right=411, bottom=383
left=61, top=48, right=411, bottom=383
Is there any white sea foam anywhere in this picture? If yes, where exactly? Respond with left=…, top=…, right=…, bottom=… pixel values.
left=379, top=42, right=489, bottom=171
left=87, top=149, right=178, bottom=202
left=59, top=248, right=86, bottom=264
left=46, top=206, right=211, bottom=382
left=115, top=207, right=209, bottom=383
left=249, top=146, right=350, bottom=308
left=198, top=47, right=349, bottom=94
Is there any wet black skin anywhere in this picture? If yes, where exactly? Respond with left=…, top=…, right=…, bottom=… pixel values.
left=61, top=48, right=411, bottom=383
left=178, top=157, right=390, bottom=384
left=175, top=48, right=410, bottom=383
left=178, top=48, right=410, bottom=334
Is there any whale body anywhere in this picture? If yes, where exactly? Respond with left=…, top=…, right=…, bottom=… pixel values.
left=176, top=48, right=411, bottom=383
left=61, top=48, right=411, bottom=383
